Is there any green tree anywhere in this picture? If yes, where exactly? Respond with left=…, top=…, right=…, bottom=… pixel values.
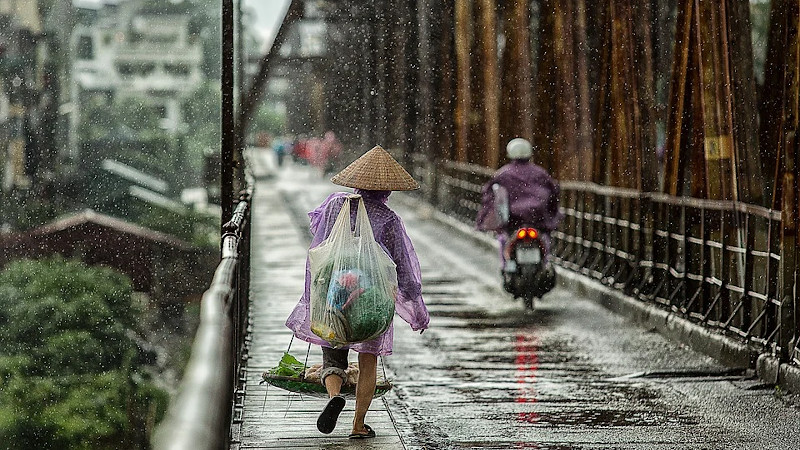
left=749, top=0, right=771, bottom=85
left=252, top=102, right=287, bottom=137
left=182, top=81, right=221, bottom=175
left=0, top=257, right=168, bottom=449
left=79, top=95, right=164, bottom=142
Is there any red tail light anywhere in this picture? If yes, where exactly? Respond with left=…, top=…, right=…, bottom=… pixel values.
left=515, top=228, right=539, bottom=240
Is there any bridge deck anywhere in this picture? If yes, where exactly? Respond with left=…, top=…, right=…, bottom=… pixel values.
left=231, top=156, right=404, bottom=449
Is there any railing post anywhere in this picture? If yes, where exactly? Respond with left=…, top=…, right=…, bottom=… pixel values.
left=221, top=0, right=235, bottom=225
left=741, top=211, right=754, bottom=335
left=766, top=212, right=781, bottom=355
left=427, top=157, right=442, bottom=208
left=634, top=192, right=651, bottom=297
left=779, top=234, right=796, bottom=360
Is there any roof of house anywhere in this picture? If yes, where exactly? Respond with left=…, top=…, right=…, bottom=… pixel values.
left=0, top=209, right=199, bottom=293
left=20, top=208, right=194, bottom=250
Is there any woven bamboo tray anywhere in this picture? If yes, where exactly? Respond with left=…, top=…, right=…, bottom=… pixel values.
left=261, top=373, right=392, bottom=399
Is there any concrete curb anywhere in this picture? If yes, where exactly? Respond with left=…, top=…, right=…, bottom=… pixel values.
left=756, top=354, right=800, bottom=394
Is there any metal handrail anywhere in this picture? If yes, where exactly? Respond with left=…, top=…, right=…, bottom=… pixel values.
left=152, top=186, right=253, bottom=450
left=428, top=160, right=789, bottom=356
left=561, top=180, right=780, bottom=219
left=550, top=183, right=783, bottom=352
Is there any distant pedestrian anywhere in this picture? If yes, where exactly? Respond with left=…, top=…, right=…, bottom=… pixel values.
left=273, top=139, right=287, bottom=167
left=307, top=136, right=325, bottom=177
left=320, top=131, right=343, bottom=176
left=292, top=137, right=310, bottom=164
left=285, top=145, right=429, bottom=439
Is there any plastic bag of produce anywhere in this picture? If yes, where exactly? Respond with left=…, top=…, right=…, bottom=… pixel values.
left=309, top=195, right=398, bottom=347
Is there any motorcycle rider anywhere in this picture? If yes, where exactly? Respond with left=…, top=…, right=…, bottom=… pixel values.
left=476, top=138, right=563, bottom=271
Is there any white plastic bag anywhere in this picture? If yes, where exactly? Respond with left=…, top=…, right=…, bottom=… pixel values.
left=308, top=195, right=398, bottom=347
left=480, top=183, right=510, bottom=231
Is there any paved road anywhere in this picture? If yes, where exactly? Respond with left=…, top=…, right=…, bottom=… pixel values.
left=250, top=152, right=800, bottom=449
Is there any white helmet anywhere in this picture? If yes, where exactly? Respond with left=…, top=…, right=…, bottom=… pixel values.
left=506, top=138, right=533, bottom=160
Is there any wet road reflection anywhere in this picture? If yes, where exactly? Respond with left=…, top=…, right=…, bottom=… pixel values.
left=515, top=332, right=539, bottom=425
left=277, top=163, right=800, bottom=449
left=379, top=197, right=793, bottom=449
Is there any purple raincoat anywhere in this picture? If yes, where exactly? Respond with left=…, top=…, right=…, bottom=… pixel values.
left=476, top=161, right=563, bottom=264
left=285, top=189, right=429, bottom=355
left=476, top=160, right=563, bottom=233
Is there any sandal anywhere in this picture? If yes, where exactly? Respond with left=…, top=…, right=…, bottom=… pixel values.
left=316, top=395, right=345, bottom=434
left=348, top=424, right=376, bottom=439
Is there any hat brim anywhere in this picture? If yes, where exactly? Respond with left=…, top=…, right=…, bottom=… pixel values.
left=331, top=146, right=420, bottom=191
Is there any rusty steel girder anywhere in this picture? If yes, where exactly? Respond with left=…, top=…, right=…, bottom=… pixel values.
left=593, top=0, right=657, bottom=191
left=663, top=0, right=763, bottom=203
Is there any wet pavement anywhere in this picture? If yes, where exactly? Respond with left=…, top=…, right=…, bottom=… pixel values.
left=243, top=151, right=800, bottom=449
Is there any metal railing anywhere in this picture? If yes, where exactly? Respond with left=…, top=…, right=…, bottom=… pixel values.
left=551, top=182, right=784, bottom=354
left=152, top=185, right=253, bottom=450
left=409, top=153, right=494, bottom=223
left=417, top=159, right=794, bottom=360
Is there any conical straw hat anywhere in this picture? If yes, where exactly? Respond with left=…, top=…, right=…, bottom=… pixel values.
left=331, top=145, right=420, bottom=191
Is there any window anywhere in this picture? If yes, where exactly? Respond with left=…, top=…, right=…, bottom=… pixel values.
left=164, top=64, right=190, bottom=77
left=77, top=36, right=94, bottom=60
left=116, top=62, right=155, bottom=76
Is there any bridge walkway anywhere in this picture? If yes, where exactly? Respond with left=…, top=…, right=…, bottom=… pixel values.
left=231, top=152, right=404, bottom=449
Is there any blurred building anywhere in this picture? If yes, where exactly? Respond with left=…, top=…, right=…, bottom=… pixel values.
left=69, top=0, right=204, bottom=160
left=0, top=0, right=46, bottom=191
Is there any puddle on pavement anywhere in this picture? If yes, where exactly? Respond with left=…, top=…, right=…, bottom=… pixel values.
left=451, top=441, right=574, bottom=449
left=424, top=277, right=465, bottom=285
left=432, top=312, right=556, bottom=329
left=513, top=408, right=698, bottom=427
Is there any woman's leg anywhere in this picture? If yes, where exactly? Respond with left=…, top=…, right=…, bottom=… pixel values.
left=352, top=352, right=377, bottom=434
left=317, top=347, right=348, bottom=434
left=324, top=371, right=343, bottom=397
left=320, top=347, right=348, bottom=397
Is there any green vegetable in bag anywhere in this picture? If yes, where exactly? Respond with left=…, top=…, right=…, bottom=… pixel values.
left=345, top=287, right=395, bottom=342
left=309, top=196, right=398, bottom=346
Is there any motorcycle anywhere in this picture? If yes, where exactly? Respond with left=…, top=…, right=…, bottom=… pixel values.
left=502, top=226, right=556, bottom=309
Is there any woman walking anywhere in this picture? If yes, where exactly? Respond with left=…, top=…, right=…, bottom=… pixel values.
left=285, top=145, right=430, bottom=439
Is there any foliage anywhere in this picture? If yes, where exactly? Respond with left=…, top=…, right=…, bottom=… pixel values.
left=186, top=0, right=222, bottom=79
left=182, top=82, right=221, bottom=175
left=129, top=201, right=218, bottom=249
left=252, top=102, right=287, bottom=137
left=79, top=95, right=164, bottom=143
left=0, top=257, right=168, bottom=449
left=268, top=352, right=307, bottom=378
left=0, top=191, right=64, bottom=231
left=749, top=1, right=771, bottom=85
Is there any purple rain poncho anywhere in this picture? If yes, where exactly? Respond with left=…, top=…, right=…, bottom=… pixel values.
left=476, top=160, right=563, bottom=234
left=285, top=189, right=429, bottom=356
